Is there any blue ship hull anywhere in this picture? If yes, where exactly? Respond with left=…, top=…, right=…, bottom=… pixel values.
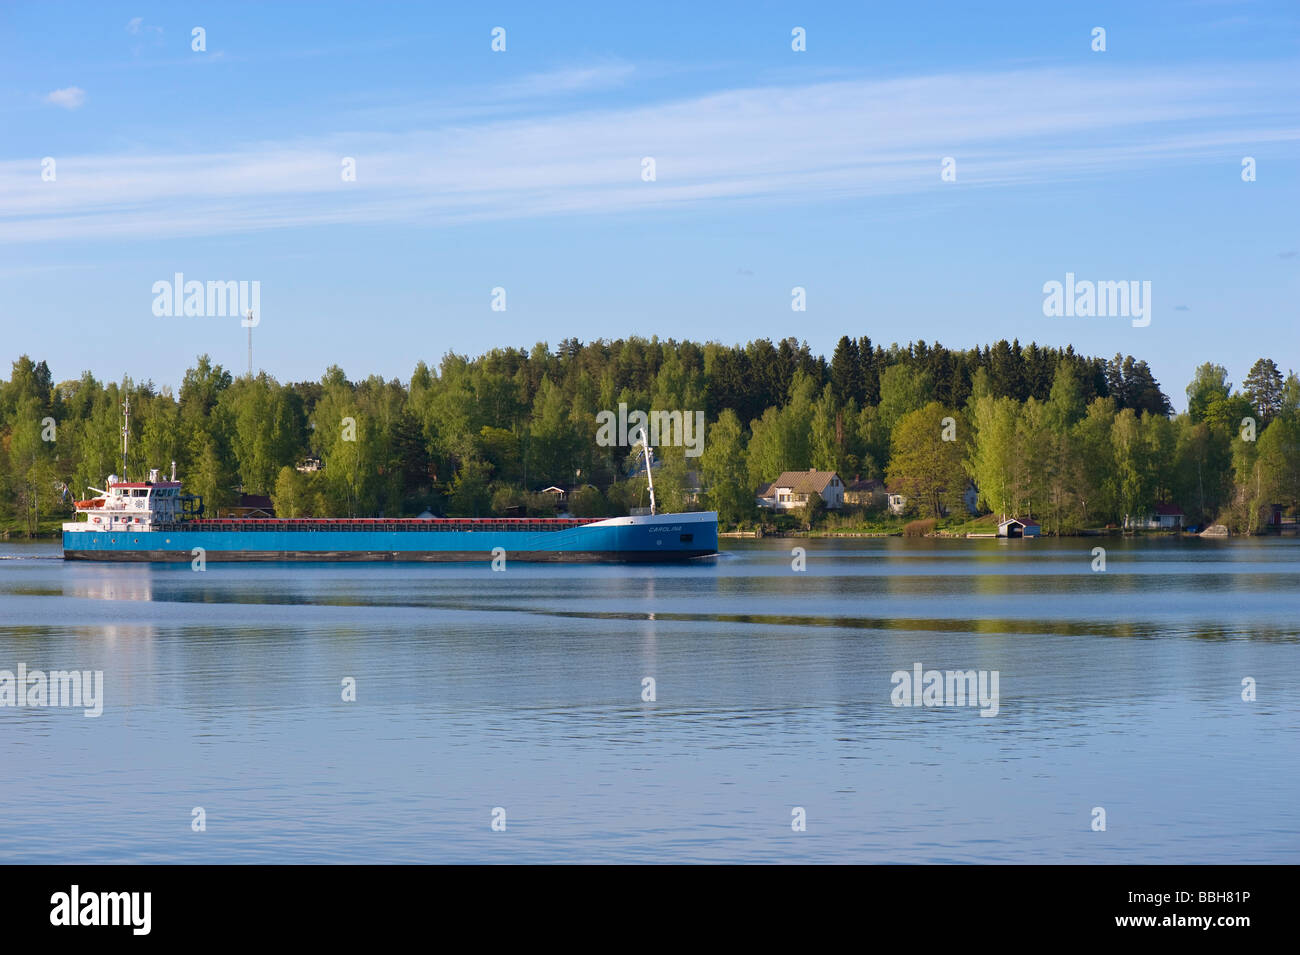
left=62, top=512, right=718, bottom=563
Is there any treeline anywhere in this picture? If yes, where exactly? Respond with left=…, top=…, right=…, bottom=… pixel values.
left=0, top=336, right=1294, bottom=535
left=887, top=358, right=1297, bottom=535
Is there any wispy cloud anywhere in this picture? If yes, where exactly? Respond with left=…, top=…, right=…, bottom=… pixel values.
left=126, top=16, right=162, bottom=37
left=125, top=15, right=165, bottom=56
left=5, top=66, right=1298, bottom=243
left=43, top=86, right=86, bottom=110
left=493, top=62, right=637, bottom=100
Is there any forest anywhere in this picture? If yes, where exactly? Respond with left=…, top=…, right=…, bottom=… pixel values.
left=1, top=335, right=1296, bottom=536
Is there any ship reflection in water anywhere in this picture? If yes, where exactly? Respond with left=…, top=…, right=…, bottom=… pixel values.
left=67, top=565, right=156, bottom=603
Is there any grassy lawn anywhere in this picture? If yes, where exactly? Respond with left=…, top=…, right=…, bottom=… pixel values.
left=810, top=511, right=1003, bottom=537
left=729, top=509, right=1005, bottom=537
left=0, top=515, right=68, bottom=539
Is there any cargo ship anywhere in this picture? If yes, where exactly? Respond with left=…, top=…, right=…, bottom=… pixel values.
left=61, top=401, right=717, bottom=563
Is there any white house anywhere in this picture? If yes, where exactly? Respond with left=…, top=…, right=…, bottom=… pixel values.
left=757, top=469, right=845, bottom=511
left=880, top=483, right=910, bottom=515
left=886, top=483, right=977, bottom=517
left=1133, top=503, right=1184, bottom=530
left=538, top=485, right=568, bottom=504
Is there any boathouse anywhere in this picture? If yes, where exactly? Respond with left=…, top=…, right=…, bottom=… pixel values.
left=997, top=517, right=1040, bottom=538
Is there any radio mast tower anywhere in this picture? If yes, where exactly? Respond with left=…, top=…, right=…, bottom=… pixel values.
left=121, top=394, right=131, bottom=480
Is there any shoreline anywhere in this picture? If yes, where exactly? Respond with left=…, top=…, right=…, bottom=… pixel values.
left=9, top=523, right=1292, bottom=542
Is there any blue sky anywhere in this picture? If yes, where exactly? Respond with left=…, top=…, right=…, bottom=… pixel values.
left=2, top=0, right=1298, bottom=408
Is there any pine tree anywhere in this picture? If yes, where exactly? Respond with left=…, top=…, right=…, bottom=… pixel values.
left=829, top=336, right=862, bottom=405
left=1243, top=358, right=1285, bottom=424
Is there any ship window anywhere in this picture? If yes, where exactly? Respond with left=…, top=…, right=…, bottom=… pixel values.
left=680, top=534, right=694, bottom=543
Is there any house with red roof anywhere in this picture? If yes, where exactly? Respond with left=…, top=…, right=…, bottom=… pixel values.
left=1129, top=503, right=1184, bottom=530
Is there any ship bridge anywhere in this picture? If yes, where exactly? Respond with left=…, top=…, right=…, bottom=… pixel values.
left=63, top=469, right=190, bottom=534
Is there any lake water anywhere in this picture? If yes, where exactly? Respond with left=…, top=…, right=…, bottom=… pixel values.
left=1, top=537, right=1297, bottom=863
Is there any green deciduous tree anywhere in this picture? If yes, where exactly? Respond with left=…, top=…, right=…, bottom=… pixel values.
left=448, top=457, right=493, bottom=517
left=271, top=465, right=312, bottom=518
left=700, top=408, right=753, bottom=525
left=968, top=395, right=1020, bottom=520
left=886, top=402, right=966, bottom=518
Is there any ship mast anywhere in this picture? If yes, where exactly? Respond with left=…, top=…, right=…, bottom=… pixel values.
left=121, top=395, right=130, bottom=481
left=638, top=427, right=656, bottom=516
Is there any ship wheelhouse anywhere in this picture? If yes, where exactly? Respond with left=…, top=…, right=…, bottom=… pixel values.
left=63, top=468, right=187, bottom=534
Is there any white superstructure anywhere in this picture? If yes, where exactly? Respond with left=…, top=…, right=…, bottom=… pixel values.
left=63, top=468, right=185, bottom=535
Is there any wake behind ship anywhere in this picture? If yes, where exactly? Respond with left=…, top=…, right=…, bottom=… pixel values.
left=62, top=403, right=717, bottom=564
